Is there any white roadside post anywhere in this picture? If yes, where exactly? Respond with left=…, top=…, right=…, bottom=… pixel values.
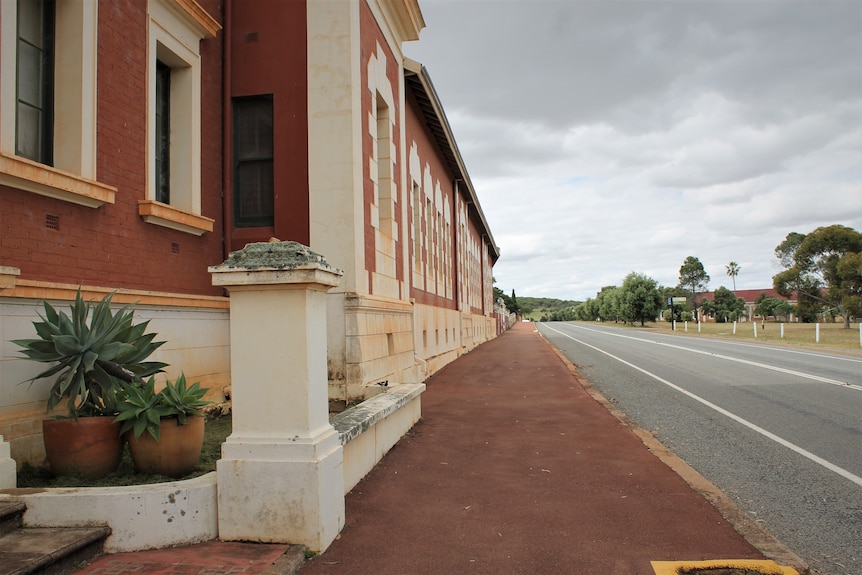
left=209, top=241, right=345, bottom=552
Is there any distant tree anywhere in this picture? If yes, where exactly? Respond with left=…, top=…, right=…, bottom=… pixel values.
left=547, top=307, right=576, bottom=321
left=620, top=273, right=662, bottom=326
left=493, top=286, right=505, bottom=302
left=678, top=256, right=710, bottom=322
left=773, top=225, right=862, bottom=328
left=575, top=298, right=599, bottom=321
left=702, top=286, right=745, bottom=323
left=755, top=293, right=794, bottom=322
left=493, top=286, right=519, bottom=315
left=596, top=286, right=621, bottom=323
left=510, top=290, right=520, bottom=315
left=726, top=261, right=740, bottom=292
left=774, top=232, right=806, bottom=268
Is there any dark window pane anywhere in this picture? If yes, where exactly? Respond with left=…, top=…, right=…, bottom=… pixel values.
left=237, top=160, right=274, bottom=221
left=16, top=0, right=54, bottom=165
left=234, top=96, right=274, bottom=227
left=18, top=0, right=45, bottom=47
left=236, top=100, right=273, bottom=159
left=17, top=42, right=43, bottom=105
left=155, top=61, right=171, bottom=204
left=16, top=104, right=41, bottom=160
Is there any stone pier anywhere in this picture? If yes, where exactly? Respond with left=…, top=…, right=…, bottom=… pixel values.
left=209, top=242, right=344, bottom=552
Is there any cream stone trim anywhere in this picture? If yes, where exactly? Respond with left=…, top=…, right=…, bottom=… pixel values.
left=171, top=0, right=222, bottom=38
left=3, top=280, right=229, bottom=309
left=138, top=199, right=214, bottom=235
left=375, top=0, right=424, bottom=43
left=344, top=292, right=414, bottom=314
left=307, top=0, right=367, bottom=294
left=147, top=0, right=206, bottom=219
left=0, top=153, right=116, bottom=208
left=0, top=267, right=21, bottom=290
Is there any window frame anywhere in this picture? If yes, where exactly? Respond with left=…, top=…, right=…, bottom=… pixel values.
left=154, top=60, right=171, bottom=205
left=15, top=0, right=55, bottom=165
left=0, top=0, right=113, bottom=208
left=139, top=0, right=219, bottom=236
left=232, top=95, right=275, bottom=228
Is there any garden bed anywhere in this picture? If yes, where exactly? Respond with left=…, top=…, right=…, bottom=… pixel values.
left=17, top=415, right=231, bottom=488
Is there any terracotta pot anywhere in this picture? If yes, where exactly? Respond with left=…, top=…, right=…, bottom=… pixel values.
left=127, top=416, right=205, bottom=478
left=42, top=417, right=123, bottom=479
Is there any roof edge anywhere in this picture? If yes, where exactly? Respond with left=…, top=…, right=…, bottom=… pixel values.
left=404, top=58, right=500, bottom=261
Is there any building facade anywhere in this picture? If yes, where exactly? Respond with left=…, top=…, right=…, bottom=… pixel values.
left=0, top=0, right=499, bottom=468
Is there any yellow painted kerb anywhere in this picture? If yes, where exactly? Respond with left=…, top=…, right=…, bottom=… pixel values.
left=651, top=559, right=799, bottom=575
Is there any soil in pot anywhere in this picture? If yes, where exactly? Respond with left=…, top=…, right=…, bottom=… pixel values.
left=127, top=416, right=205, bottom=478
left=42, top=417, right=123, bottom=480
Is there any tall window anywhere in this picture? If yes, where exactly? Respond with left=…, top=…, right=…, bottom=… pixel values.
left=155, top=61, right=171, bottom=204
left=375, top=96, right=393, bottom=235
left=16, top=0, right=54, bottom=164
left=233, top=96, right=274, bottom=227
left=412, top=183, right=422, bottom=267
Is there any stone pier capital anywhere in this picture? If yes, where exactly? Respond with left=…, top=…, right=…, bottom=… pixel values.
left=209, top=241, right=343, bottom=290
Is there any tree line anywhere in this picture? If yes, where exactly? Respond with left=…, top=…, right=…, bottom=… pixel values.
left=531, top=224, right=861, bottom=328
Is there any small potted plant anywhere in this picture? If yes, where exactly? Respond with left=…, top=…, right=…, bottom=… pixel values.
left=115, top=373, right=211, bottom=478
left=13, top=290, right=167, bottom=479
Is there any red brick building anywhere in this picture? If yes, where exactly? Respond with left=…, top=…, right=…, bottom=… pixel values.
left=0, top=0, right=498, bottom=467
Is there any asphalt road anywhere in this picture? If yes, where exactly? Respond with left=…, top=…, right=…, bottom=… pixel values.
left=537, top=321, right=862, bottom=575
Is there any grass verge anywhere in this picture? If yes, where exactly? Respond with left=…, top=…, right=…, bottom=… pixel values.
left=603, top=320, right=862, bottom=354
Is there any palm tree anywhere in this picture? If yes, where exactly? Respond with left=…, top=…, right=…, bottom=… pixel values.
left=726, top=261, right=740, bottom=292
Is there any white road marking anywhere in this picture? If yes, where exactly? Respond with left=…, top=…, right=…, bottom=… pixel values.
left=566, top=323, right=862, bottom=391
left=542, top=323, right=862, bottom=488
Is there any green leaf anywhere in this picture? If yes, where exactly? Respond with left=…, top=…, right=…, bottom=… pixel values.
left=130, top=361, right=170, bottom=378
left=57, top=312, right=75, bottom=336
left=33, top=319, right=59, bottom=340
left=82, top=350, right=98, bottom=373
left=94, top=341, right=126, bottom=362
left=51, top=334, right=85, bottom=356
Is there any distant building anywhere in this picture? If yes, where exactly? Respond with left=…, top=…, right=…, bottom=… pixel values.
left=701, top=289, right=796, bottom=321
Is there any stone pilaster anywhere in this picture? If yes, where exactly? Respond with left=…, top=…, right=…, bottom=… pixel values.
left=0, top=267, right=19, bottom=487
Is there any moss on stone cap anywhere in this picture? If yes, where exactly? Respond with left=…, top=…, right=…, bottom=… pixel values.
left=219, top=241, right=335, bottom=271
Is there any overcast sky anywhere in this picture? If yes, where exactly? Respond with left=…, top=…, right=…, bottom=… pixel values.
left=403, top=0, right=862, bottom=302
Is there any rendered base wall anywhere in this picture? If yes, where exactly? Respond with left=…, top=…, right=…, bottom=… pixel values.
left=0, top=294, right=230, bottom=468
left=0, top=473, right=218, bottom=552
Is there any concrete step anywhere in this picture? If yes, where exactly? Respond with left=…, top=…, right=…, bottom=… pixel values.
left=0, top=501, right=25, bottom=537
left=0, top=501, right=110, bottom=575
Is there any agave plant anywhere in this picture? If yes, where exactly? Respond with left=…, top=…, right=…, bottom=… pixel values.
left=13, top=290, right=168, bottom=418
left=116, top=373, right=210, bottom=441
